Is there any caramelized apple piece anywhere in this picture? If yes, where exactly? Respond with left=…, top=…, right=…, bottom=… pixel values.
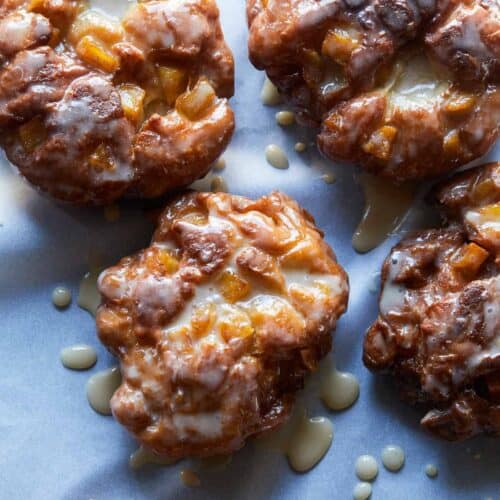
left=191, top=303, right=216, bottom=339
left=118, top=83, right=146, bottom=124
left=69, top=9, right=123, bottom=46
left=443, top=129, right=461, bottom=156
left=362, top=125, right=398, bottom=161
left=89, top=144, right=115, bottom=172
left=473, top=179, right=497, bottom=203
left=158, top=66, right=188, bottom=106
left=219, top=307, right=254, bottom=342
left=28, top=0, right=78, bottom=29
left=452, top=242, right=489, bottom=276
left=76, top=35, right=119, bottom=73
left=218, top=270, right=250, bottom=304
left=18, top=117, right=47, bottom=153
left=444, top=93, right=476, bottom=116
left=157, top=249, right=179, bottom=274
left=168, top=326, right=191, bottom=346
left=322, top=27, right=360, bottom=65
left=176, top=79, right=216, bottom=121
left=183, top=212, right=209, bottom=226
left=143, top=99, right=169, bottom=120
left=479, top=203, right=500, bottom=217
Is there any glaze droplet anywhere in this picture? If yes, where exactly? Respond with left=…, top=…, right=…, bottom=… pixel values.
left=180, top=469, right=201, bottom=487
left=381, top=445, right=405, bottom=472
left=321, top=173, right=336, bottom=184
left=321, top=367, right=360, bottom=411
left=129, top=446, right=177, bottom=469
left=213, top=157, right=226, bottom=171
left=265, top=144, right=289, bottom=169
left=353, top=482, right=372, bottom=500
left=60, top=344, right=97, bottom=370
left=86, top=367, right=121, bottom=415
left=78, top=269, right=102, bottom=316
left=352, top=174, right=414, bottom=253
left=261, top=77, right=282, bottom=106
left=355, top=455, right=378, bottom=481
left=425, top=464, right=438, bottom=478
left=52, top=286, right=72, bottom=308
left=287, top=415, right=333, bottom=472
left=197, top=454, right=232, bottom=471
left=275, top=110, right=295, bottom=126
left=211, top=175, right=228, bottom=193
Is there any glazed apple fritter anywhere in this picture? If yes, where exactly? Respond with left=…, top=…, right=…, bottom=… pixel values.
left=248, top=0, right=499, bottom=181
left=0, top=0, right=234, bottom=204
left=364, top=163, right=499, bottom=440
left=96, top=191, right=348, bottom=457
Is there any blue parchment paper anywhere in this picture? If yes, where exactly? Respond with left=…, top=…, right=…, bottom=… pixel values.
left=0, top=2, right=498, bottom=499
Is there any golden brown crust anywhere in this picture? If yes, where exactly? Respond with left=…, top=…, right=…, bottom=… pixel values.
left=248, top=0, right=500, bottom=181
left=364, top=163, right=500, bottom=440
left=426, top=0, right=500, bottom=82
left=96, top=191, right=348, bottom=457
left=0, top=0, right=234, bottom=204
left=318, top=74, right=499, bottom=181
left=435, top=162, right=500, bottom=256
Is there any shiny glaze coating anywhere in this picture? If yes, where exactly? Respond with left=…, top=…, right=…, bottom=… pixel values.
left=248, top=0, right=499, bottom=181
left=364, top=163, right=499, bottom=440
left=0, top=0, right=234, bottom=204
left=96, top=191, right=348, bottom=457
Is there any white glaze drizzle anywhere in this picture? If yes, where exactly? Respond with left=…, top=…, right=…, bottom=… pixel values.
left=388, top=54, right=448, bottom=110
left=78, top=268, right=103, bottom=316
left=352, top=174, right=414, bottom=253
left=89, top=0, right=137, bottom=18
left=379, top=250, right=410, bottom=316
